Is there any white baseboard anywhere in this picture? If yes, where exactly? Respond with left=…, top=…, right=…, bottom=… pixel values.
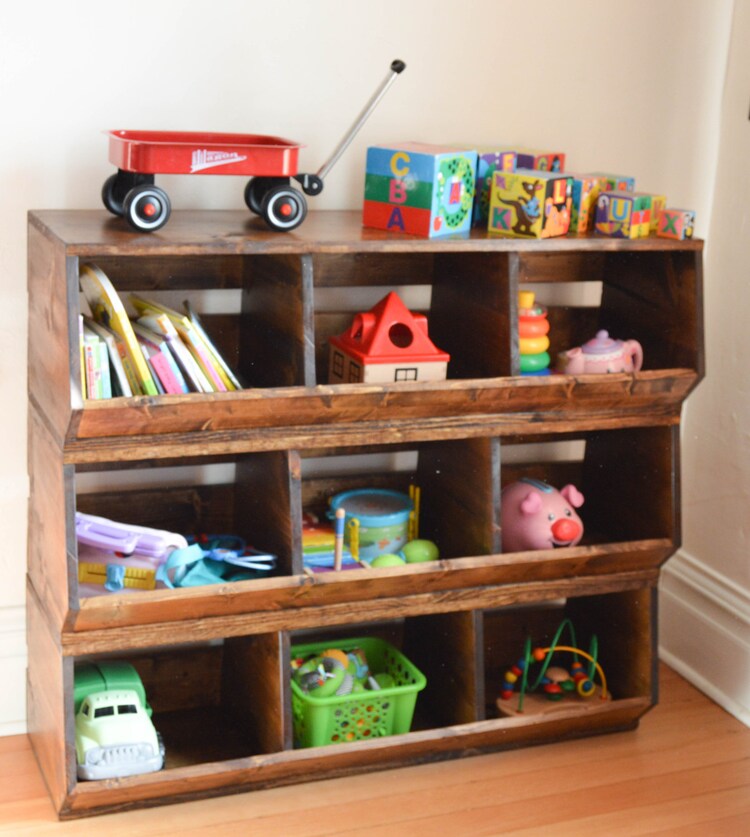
left=0, top=606, right=27, bottom=735
left=659, top=550, right=750, bottom=727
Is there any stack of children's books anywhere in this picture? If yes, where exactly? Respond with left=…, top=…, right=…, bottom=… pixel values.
left=78, top=262, right=241, bottom=399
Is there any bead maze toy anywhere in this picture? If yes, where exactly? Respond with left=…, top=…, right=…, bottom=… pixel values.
left=101, top=60, right=406, bottom=233
left=497, top=618, right=609, bottom=715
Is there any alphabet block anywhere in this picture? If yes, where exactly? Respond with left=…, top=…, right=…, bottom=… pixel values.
left=649, top=194, right=667, bottom=232
left=656, top=208, right=695, bottom=240
left=488, top=169, right=572, bottom=239
left=591, top=173, right=636, bottom=192
left=594, top=191, right=653, bottom=239
left=363, top=143, right=478, bottom=237
left=472, top=149, right=517, bottom=225
left=568, top=174, right=601, bottom=234
left=515, top=150, right=566, bottom=172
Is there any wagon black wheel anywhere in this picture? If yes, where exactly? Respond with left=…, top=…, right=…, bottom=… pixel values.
left=102, top=171, right=154, bottom=217
left=261, top=186, right=307, bottom=231
left=244, top=177, right=288, bottom=215
left=123, top=184, right=171, bottom=232
left=102, top=174, right=125, bottom=216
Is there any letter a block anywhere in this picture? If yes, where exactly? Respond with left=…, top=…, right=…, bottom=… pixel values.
left=363, top=143, right=478, bottom=237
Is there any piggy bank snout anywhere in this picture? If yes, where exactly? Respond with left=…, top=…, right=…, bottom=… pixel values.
left=551, top=516, right=581, bottom=543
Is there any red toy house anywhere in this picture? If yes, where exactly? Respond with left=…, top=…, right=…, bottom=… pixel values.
left=327, top=292, right=450, bottom=384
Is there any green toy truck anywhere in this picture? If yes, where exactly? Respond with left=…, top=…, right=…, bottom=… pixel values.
left=74, top=661, right=164, bottom=780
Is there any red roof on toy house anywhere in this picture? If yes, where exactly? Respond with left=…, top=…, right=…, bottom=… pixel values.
left=329, top=291, right=450, bottom=365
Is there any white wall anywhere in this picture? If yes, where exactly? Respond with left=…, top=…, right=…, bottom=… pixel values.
left=0, top=0, right=736, bottom=733
left=660, top=0, right=750, bottom=725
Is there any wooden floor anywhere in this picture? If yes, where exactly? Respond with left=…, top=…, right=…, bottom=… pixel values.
left=1, top=665, right=749, bottom=836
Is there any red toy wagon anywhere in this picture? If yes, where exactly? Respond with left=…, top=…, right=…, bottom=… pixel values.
left=102, top=60, right=405, bottom=233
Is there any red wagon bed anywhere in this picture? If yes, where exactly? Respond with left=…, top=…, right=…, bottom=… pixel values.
left=107, top=130, right=302, bottom=178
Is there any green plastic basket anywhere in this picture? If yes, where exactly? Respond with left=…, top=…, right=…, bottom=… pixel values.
left=291, top=637, right=427, bottom=748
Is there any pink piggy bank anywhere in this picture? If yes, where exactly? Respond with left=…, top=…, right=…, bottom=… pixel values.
left=501, top=478, right=585, bottom=552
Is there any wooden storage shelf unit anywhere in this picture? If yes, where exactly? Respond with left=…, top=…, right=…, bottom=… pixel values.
left=26, top=210, right=703, bottom=818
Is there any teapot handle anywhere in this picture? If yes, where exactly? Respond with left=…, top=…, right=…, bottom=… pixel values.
left=628, top=340, right=644, bottom=372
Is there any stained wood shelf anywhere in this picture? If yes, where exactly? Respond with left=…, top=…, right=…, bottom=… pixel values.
left=26, top=210, right=703, bottom=817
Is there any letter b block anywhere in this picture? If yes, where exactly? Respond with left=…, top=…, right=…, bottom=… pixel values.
left=363, top=143, right=478, bottom=237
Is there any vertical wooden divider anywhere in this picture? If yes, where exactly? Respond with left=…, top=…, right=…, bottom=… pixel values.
left=430, top=252, right=514, bottom=379
left=417, top=437, right=501, bottom=559
left=287, top=451, right=304, bottom=576
left=234, top=450, right=301, bottom=577
left=403, top=611, right=485, bottom=727
left=223, top=631, right=292, bottom=754
left=507, top=252, right=521, bottom=376
left=241, top=254, right=313, bottom=388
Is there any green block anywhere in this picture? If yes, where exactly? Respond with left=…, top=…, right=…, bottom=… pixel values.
left=364, top=173, right=433, bottom=210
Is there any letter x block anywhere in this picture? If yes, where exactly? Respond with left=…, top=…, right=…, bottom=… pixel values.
left=656, top=208, right=695, bottom=240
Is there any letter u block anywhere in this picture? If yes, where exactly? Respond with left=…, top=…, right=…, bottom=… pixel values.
left=595, top=191, right=639, bottom=239
left=362, top=143, right=478, bottom=237
left=595, top=191, right=655, bottom=239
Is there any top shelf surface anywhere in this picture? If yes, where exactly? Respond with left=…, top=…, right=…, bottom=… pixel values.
left=30, top=209, right=704, bottom=257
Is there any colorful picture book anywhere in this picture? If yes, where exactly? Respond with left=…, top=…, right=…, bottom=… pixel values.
left=79, top=263, right=157, bottom=396
left=78, top=263, right=241, bottom=400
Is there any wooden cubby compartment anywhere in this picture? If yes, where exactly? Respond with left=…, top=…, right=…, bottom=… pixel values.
left=515, top=248, right=703, bottom=375
left=73, top=450, right=299, bottom=604
left=70, top=633, right=289, bottom=775
left=483, top=589, right=657, bottom=724
left=26, top=210, right=704, bottom=818
left=500, top=424, right=680, bottom=552
left=300, top=436, right=500, bottom=563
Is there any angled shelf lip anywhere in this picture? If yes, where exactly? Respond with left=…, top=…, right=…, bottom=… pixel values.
left=61, top=539, right=673, bottom=642
left=61, top=693, right=651, bottom=817
left=61, top=370, right=697, bottom=459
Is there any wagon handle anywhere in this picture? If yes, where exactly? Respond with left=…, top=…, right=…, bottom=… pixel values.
left=315, top=59, right=406, bottom=184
